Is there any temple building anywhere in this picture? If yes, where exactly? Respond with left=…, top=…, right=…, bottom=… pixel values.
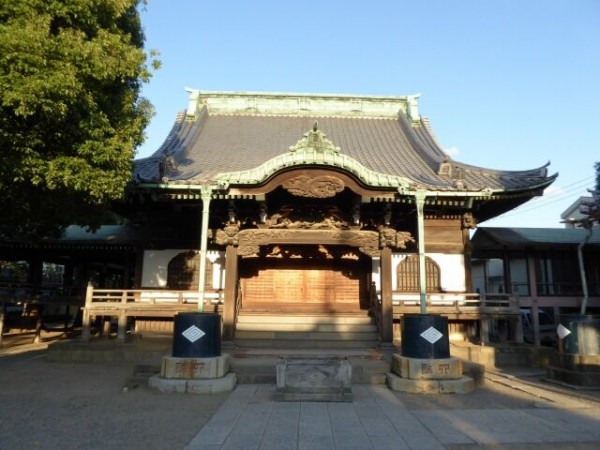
left=119, top=90, right=556, bottom=344
left=1, top=90, right=557, bottom=346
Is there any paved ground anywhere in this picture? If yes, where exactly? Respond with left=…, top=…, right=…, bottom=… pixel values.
left=186, top=382, right=600, bottom=450
left=1, top=334, right=600, bottom=450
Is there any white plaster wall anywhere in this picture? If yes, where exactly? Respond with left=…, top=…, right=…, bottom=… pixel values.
left=371, top=257, right=381, bottom=296
left=142, top=250, right=182, bottom=287
left=428, top=253, right=466, bottom=292
left=387, top=253, right=466, bottom=292
left=141, top=249, right=225, bottom=289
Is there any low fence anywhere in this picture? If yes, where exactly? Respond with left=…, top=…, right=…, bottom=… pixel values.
left=391, top=292, right=520, bottom=318
left=81, top=287, right=224, bottom=340
left=0, top=283, right=82, bottom=344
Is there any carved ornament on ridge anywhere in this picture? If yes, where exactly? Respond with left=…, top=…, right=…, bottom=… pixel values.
left=288, top=121, right=341, bottom=154
left=282, top=175, right=345, bottom=198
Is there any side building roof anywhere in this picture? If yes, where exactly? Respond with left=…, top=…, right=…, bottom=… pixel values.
left=471, top=227, right=600, bottom=252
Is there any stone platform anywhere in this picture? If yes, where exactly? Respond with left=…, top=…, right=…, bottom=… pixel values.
left=387, top=354, right=475, bottom=394
left=149, top=353, right=237, bottom=394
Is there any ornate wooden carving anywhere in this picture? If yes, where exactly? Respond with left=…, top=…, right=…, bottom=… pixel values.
left=214, top=224, right=240, bottom=246
left=359, top=247, right=380, bottom=258
left=282, top=175, right=345, bottom=198
left=266, top=206, right=348, bottom=229
left=461, top=212, right=477, bottom=230
left=237, top=229, right=378, bottom=247
left=379, top=228, right=415, bottom=249
left=215, top=223, right=414, bottom=260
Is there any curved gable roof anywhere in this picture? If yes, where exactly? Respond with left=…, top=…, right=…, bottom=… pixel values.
left=133, top=90, right=555, bottom=194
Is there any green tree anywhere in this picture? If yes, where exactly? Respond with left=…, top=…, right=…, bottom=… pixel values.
left=0, top=0, right=158, bottom=239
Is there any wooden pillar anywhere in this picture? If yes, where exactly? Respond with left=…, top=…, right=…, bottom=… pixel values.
left=527, top=254, right=540, bottom=345
left=0, top=301, right=5, bottom=346
left=33, top=307, right=43, bottom=344
left=380, top=246, right=393, bottom=343
left=480, top=317, right=490, bottom=345
left=81, top=283, right=93, bottom=341
left=117, top=290, right=128, bottom=341
left=222, top=244, right=238, bottom=340
left=133, top=246, right=144, bottom=288
left=463, top=227, right=474, bottom=292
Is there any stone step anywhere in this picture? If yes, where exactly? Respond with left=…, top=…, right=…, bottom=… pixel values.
left=234, top=330, right=379, bottom=341
left=232, top=338, right=380, bottom=349
left=236, top=314, right=373, bottom=325
left=230, top=353, right=390, bottom=385
left=236, top=322, right=376, bottom=333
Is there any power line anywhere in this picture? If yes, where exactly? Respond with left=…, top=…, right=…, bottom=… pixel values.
left=494, top=176, right=594, bottom=219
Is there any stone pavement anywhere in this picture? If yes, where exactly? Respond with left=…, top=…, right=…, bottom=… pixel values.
left=185, top=384, right=600, bottom=450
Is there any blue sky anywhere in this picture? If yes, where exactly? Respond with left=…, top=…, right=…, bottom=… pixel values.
left=137, top=0, right=599, bottom=228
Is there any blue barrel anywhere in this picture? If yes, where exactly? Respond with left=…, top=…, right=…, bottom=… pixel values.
left=559, top=314, right=600, bottom=356
left=172, top=312, right=221, bottom=358
left=401, top=314, right=450, bottom=359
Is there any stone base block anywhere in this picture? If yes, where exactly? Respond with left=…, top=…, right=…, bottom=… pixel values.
left=386, top=372, right=475, bottom=394
left=276, top=357, right=352, bottom=402
left=161, top=354, right=230, bottom=379
left=392, top=354, right=462, bottom=380
left=149, top=372, right=236, bottom=394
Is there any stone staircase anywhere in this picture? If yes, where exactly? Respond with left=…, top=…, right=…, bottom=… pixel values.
left=229, top=311, right=389, bottom=384
left=233, top=311, right=379, bottom=349
left=228, top=347, right=391, bottom=385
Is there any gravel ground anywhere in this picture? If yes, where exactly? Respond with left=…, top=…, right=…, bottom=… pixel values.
left=0, top=346, right=228, bottom=450
left=2, top=335, right=599, bottom=450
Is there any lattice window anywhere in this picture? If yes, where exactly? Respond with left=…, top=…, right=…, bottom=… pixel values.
left=167, top=251, right=213, bottom=290
left=396, top=255, right=441, bottom=292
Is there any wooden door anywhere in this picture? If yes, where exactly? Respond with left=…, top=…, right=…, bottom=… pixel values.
left=241, top=259, right=363, bottom=312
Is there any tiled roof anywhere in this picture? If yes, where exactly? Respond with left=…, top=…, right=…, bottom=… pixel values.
left=133, top=91, right=556, bottom=193
left=471, top=227, right=600, bottom=250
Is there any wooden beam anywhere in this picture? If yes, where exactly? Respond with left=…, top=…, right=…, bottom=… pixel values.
left=222, top=245, right=238, bottom=340
left=380, top=246, right=393, bottom=342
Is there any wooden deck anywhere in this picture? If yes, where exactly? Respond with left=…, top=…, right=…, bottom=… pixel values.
left=79, top=286, right=523, bottom=344
left=81, top=287, right=224, bottom=340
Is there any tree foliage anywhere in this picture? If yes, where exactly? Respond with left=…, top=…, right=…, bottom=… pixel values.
left=0, top=0, right=157, bottom=239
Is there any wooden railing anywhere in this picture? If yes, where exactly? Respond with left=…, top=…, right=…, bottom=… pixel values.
left=0, top=282, right=81, bottom=302
left=391, top=292, right=520, bottom=318
left=81, top=287, right=224, bottom=341
left=369, top=282, right=382, bottom=339
left=0, top=283, right=83, bottom=344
